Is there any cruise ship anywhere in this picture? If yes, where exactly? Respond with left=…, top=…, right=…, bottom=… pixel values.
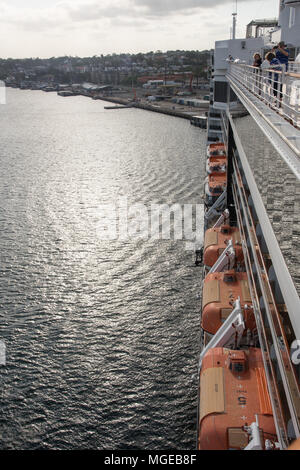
left=197, top=0, right=300, bottom=450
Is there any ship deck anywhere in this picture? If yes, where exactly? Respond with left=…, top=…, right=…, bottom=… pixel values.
left=200, top=60, right=300, bottom=449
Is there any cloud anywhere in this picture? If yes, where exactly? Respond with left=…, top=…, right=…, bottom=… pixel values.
left=62, top=0, right=259, bottom=22
left=0, top=1, right=144, bottom=30
left=0, top=1, right=69, bottom=31
left=0, top=0, right=278, bottom=58
left=132, top=0, right=257, bottom=16
left=64, top=1, right=136, bottom=22
left=0, top=0, right=259, bottom=32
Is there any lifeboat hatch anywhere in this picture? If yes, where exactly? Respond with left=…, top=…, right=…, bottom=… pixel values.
left=223, top=271, right=237, bottom=283
left=221, top=226, right=230, bottom=235
left=228, top=428, right=249, bottom=449
left=227, top=351, right=247, bottom=374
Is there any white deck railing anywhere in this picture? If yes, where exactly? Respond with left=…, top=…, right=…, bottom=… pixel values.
left=227, top=63, right=300, bottom=130
left=288, top=61, right=300, bottom=74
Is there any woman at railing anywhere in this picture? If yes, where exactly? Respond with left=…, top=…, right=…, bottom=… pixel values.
left=253, top=53, right=262, bottom=95
left=253, top=53, right=262, bottom=68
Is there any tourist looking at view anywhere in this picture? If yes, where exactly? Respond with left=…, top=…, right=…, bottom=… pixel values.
left=275, top=41, right=289, bottom=71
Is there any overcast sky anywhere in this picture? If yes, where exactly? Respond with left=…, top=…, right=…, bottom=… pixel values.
left=0, top=0, right=279, bottom=58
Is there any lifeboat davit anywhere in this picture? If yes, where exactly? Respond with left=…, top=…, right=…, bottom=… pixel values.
left=202, top=271, right=256, bottom=335
left=198, top=347, right=276, bottom=450
left=203, top=225, right=244, bottom=268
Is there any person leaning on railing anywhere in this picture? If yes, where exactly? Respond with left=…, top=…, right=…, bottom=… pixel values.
left=265, top=52, right=282, bottom=100
left=253, top=53, right=262, bottom=68
left=275, top=41, right=289, bottom=72
left=252, top=53, right=263, bottom=95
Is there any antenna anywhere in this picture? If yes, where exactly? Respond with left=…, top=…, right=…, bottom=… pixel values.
left=232, top=0, right=238, bottom=39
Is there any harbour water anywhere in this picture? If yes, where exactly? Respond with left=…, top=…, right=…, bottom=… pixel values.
left=0, top=89, right=206, bottom=450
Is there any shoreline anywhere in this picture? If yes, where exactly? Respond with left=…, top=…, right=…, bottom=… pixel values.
left=8, top=85, right=208, bottom=122
left=92, top=94, right=203, bottom=120
left=8, top=86, right=248, bottom=124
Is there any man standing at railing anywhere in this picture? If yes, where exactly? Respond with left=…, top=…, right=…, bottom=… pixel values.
left=265, top=52, right=282, bottom=102
left=275, top=41, right=289, bottom=71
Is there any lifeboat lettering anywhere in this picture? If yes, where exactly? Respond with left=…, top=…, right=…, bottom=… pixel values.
left=238, top=396, right=247, bottom=406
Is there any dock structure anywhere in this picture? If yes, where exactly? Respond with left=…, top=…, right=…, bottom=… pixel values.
left=104, top=104, right=133, bottom=110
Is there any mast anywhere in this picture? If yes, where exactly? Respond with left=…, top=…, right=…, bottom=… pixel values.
left=232, top=0, right=238, bottom=39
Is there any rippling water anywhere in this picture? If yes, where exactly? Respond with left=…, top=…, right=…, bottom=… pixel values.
left=0, top=88, right=206, bottom=450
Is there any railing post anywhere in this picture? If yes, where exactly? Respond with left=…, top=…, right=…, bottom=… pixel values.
left=281, top=69, right=288, bottom=116
left=295, top=80, right=300, bottom=128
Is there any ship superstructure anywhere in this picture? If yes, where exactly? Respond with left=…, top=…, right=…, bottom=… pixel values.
left=197, top=0, right=300, bottom=450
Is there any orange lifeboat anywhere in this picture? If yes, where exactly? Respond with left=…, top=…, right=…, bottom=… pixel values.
left=202, top=271, right=256, bottom=335
left=207, top=142, right=226, bottom=158
left=203, top=225, right=244, bottom=268
left=288, top=438, right=300, bottom=450
left=198, top=347, right=277, bottom=450
left=204, top=173, right=227, bottom=205
left=206, top=154, right=227, bottom=174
